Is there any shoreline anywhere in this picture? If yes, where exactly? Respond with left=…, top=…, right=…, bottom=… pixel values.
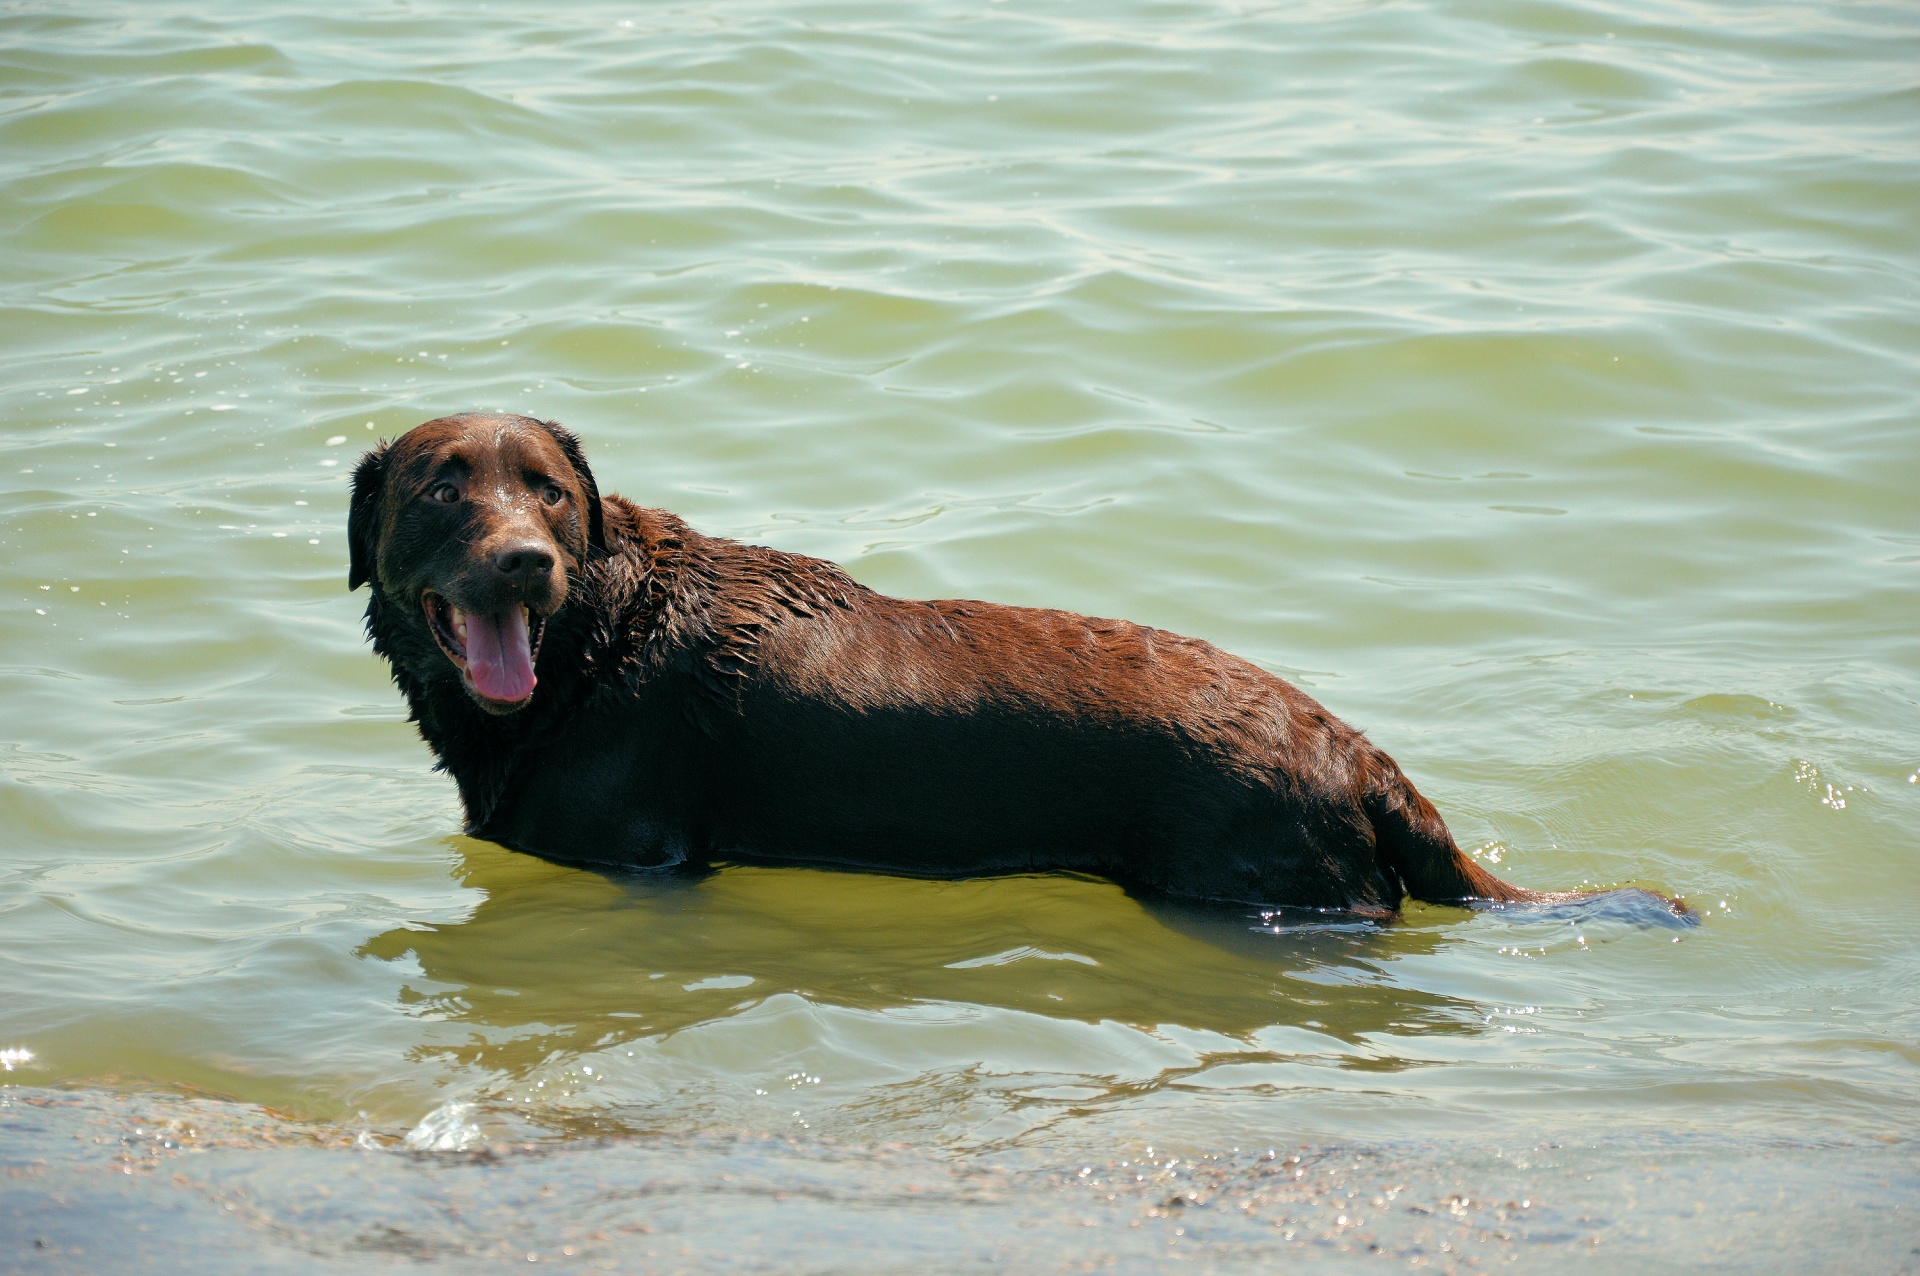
left=6, top=1083, right=1913, bottom=1273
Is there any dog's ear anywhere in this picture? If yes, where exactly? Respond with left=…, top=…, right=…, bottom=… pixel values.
left=538, top=419, right=606, bottom=556
left=347, top=443, right=389, bottom=591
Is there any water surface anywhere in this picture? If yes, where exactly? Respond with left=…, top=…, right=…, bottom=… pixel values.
left=3, top=0, right=1917, bottom=1267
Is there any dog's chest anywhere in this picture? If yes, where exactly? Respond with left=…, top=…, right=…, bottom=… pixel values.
left=475, top=700, right=698, bottom=870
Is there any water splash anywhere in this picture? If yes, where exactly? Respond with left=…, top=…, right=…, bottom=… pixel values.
left=403, top=1100, right=483, bottom=1152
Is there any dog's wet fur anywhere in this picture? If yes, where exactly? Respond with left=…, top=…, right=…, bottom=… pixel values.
left=350, top=412, right=1685, bottom=918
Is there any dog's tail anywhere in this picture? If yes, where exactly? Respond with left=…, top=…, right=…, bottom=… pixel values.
left=1363, top=750, right=1689, bottom=916
left=1364, top=753, right=1536, bottom=905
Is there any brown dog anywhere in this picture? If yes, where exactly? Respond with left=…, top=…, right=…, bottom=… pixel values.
left=349, top=412, right=1672, bottom=915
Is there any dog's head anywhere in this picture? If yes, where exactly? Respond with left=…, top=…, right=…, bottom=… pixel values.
left=348, top=412, right=605, bottom=715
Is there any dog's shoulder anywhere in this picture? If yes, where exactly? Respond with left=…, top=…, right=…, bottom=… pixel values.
left=596, top=494, right=870, bottom=617
left=599, top=494, right=687, bottom=560
left=580, top=495, right=875, bottom=700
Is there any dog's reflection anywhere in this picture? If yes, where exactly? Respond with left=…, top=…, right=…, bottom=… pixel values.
left=358, top=840, right=1490, bottom=1075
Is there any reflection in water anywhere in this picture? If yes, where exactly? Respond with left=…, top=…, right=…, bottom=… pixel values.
left=357, top=841, right=1482, bottom=1087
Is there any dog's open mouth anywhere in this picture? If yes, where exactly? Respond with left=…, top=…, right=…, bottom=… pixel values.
left=422, top=590, right=547, bottom=710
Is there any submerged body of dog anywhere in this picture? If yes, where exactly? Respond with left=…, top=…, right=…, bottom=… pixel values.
left=350, top=412, right=1633, bottom=914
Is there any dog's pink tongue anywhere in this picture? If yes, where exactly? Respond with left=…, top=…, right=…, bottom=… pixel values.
left=464, top=607, right=535, bottom=703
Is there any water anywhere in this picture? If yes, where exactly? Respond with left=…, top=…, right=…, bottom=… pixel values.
left=3, top=0, right=1917, bottom=1267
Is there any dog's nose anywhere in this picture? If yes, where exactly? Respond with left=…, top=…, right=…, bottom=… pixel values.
left=492, top=542, right=556, bottom=581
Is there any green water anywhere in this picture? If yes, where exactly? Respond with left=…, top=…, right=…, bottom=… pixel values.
left=3, top=0, right=1918, bottom=1266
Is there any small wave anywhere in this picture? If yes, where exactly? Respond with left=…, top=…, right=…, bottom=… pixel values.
left=403, top=1100, right=483, bottom=1152
left=1487, top=888, right=1700, bottom=930
left=946, top=945, right=1099, bottom=968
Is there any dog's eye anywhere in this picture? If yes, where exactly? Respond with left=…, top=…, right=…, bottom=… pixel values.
left=542, top=485, right=565, bottom=507
left=430, top=483, right=460, bottom=504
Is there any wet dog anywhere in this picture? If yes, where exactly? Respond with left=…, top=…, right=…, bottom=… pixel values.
left=349, top=412, right=1672, bottom=914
